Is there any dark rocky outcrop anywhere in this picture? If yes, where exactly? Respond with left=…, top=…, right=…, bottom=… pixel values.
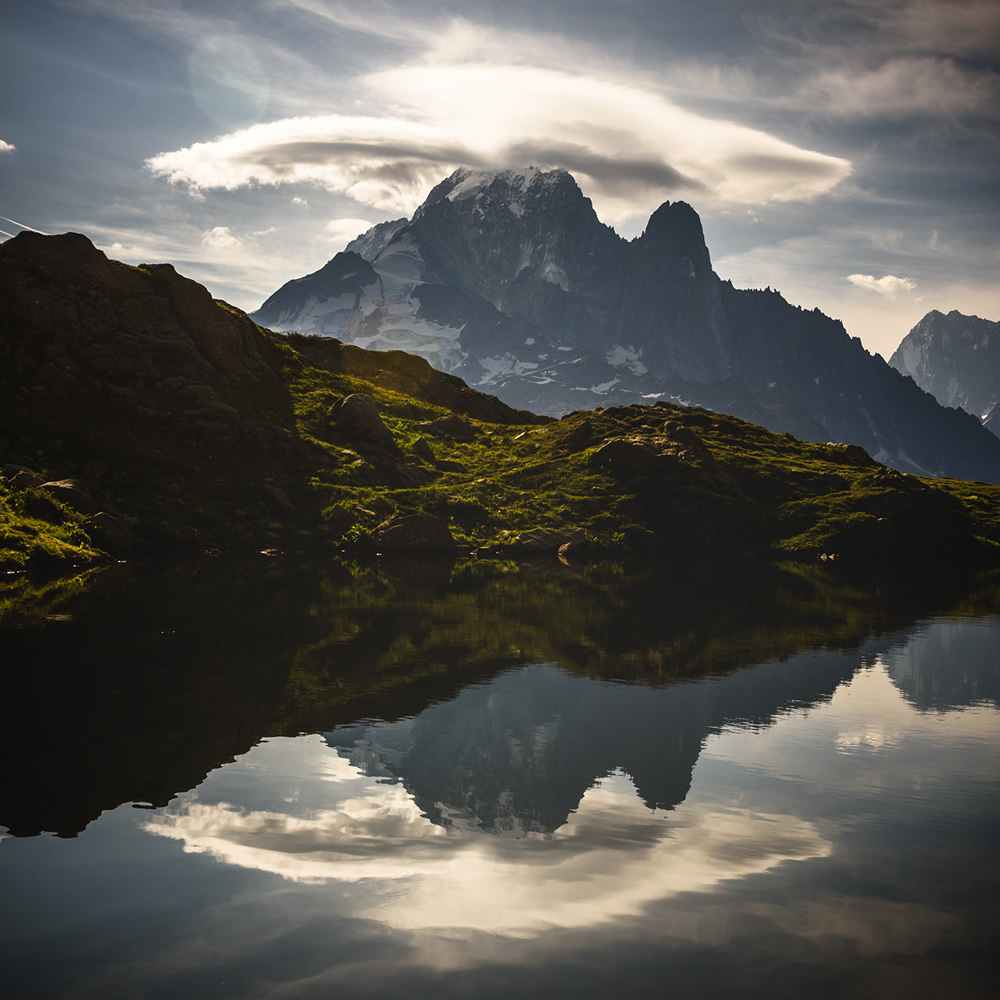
left=0, top=231, right=290, bottom=452
left=516, top=528, right=586, bottom=552
left=422, top=414, right=478, bottom=440
left=86, top=511, right=135, bottom=552
left=331, top=393, right=397, bottom=450
left=39, top=478, right=99, bottom=514
left=373, top=514, right=456, bottom=552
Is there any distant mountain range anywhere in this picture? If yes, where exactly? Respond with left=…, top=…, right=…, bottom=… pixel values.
left=889, top=310, right=1000, bottom=437
left=253, top=167, right=1000, bottom=482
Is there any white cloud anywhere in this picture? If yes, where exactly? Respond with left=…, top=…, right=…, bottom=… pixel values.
left=146, top=31, right=852, bottom=223
left=324, top=217, right=376, bottom=247
left=201, top=225, right=243, bottom=248
left=291, top=196, right=308, bottom=206
left=147, top=114, right=463, bottom=215
left=0, top=140, right=15, bottom=153
left=801, top=57, right=1000, bottom=119
left=846, top=273, right=918, bottom=297
left=145, top=743, right=829, bottom=935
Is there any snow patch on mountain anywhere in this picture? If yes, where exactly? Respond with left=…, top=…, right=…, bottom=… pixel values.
left=894, top=338, right=925, bottom=382
left=445, top=166, right=564, bottom=206
left=357, top=317, right=467, bottom=372
left=267, top=292, right=358, bottom=335
left=541, top=258, right=569, bottom=291
left=606, top=345, right=647, bottom=375
left=345, top=218, right=408, bottom=261
left=476, top=355, right=540, bottom=385
left=589, top=378, right=621, bottom=394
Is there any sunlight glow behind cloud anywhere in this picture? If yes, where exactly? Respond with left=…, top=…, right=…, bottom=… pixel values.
left=146, top=53, right=851, bottom=223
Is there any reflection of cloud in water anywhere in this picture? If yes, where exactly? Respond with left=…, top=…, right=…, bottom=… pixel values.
left=834, top=723, right=901, bottom=753
left=145, top=744, right=829, bottom=934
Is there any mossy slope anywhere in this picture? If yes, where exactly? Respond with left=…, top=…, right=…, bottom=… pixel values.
left=3, top=231, right=1000, bottom=570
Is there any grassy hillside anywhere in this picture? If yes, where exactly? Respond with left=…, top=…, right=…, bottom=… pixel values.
left=3, top=231, right=1000, bottom=573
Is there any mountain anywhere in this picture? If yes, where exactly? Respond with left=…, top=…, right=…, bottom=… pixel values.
left=327, top=653, right=860, bottom=835
left=252, top=167, right=1000, bottom=482
left=889, top=310, right=1000, bottom=432
left=4, top=229, right=1000, bottom=573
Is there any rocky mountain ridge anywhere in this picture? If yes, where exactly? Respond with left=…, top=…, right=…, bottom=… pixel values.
left=253, top=168, right=1000, bottom=483
left=889, top=309, right=1000, bottom=430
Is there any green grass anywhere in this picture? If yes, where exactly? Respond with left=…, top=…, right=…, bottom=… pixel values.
left=4, top=300, right=1000, bottom=569
left=0, top=485, right=104, bottom=571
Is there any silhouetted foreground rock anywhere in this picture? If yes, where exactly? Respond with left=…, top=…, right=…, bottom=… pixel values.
left=374, top=514, right=457, bottom=552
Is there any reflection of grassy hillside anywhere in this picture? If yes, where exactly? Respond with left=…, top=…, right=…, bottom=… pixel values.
left=268, top=557, right=1000, bottom=734
left=0, top=562, right=103, bottom=626
left=3, top=553, right=997, bottom=836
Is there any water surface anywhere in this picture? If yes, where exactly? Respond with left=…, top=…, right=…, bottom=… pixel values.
left=1, top=558, right=998, bottom=998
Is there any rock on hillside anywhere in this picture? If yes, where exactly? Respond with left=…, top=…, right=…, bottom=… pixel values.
left=0, top=231, right=541, bottom=450
left=0, top=231, right=289, bottom=449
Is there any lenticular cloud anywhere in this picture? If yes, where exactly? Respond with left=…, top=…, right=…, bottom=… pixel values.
left=146, top=61, right=850, bottom=221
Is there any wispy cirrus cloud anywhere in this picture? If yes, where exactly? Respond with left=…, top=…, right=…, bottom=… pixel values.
left=798, top=56, right=1000, bottom=119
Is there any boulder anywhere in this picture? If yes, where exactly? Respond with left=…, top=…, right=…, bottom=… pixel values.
left=373, top=514, right=456, bottom=552
left=3, top=463, right=40, bottom=480
left=554, top=420, right=593, bottom=452
left=6, top=470, right=43, bottom=490
left=40, top=478, right=99, bottom=513
left=516, top=527, right=586, bottom=552
left=331, top=393, right=396, bottom=449
left=590, top=437, right=678, bottom=476
left=411, top=437, right=436, bottom=463
left=825, top=442, right=878, bottom=467
left=87, top=512, right=134, bottom=552
left=262, top=483, right=294, bottom=510
left=424, top=414, right=477, bottom=440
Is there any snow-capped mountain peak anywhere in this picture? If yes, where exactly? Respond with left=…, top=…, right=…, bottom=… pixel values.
left=250, top=168, right=1000, bottom=482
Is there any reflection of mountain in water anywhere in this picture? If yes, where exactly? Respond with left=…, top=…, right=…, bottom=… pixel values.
left=327, top=644, right=880, bottom=836
left=3, top=556, right=997, bottom=838
left=882, top=618, right=1000, bottom=712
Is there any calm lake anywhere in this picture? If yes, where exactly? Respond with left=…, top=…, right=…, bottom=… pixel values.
left=1, top=556, right=998, bottom=999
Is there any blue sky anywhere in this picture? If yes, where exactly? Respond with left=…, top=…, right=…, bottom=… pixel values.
left=2, top=0, right=998, bottom=358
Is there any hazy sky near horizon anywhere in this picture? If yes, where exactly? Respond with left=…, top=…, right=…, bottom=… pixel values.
left=2, top=0, right=998, bottom=358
